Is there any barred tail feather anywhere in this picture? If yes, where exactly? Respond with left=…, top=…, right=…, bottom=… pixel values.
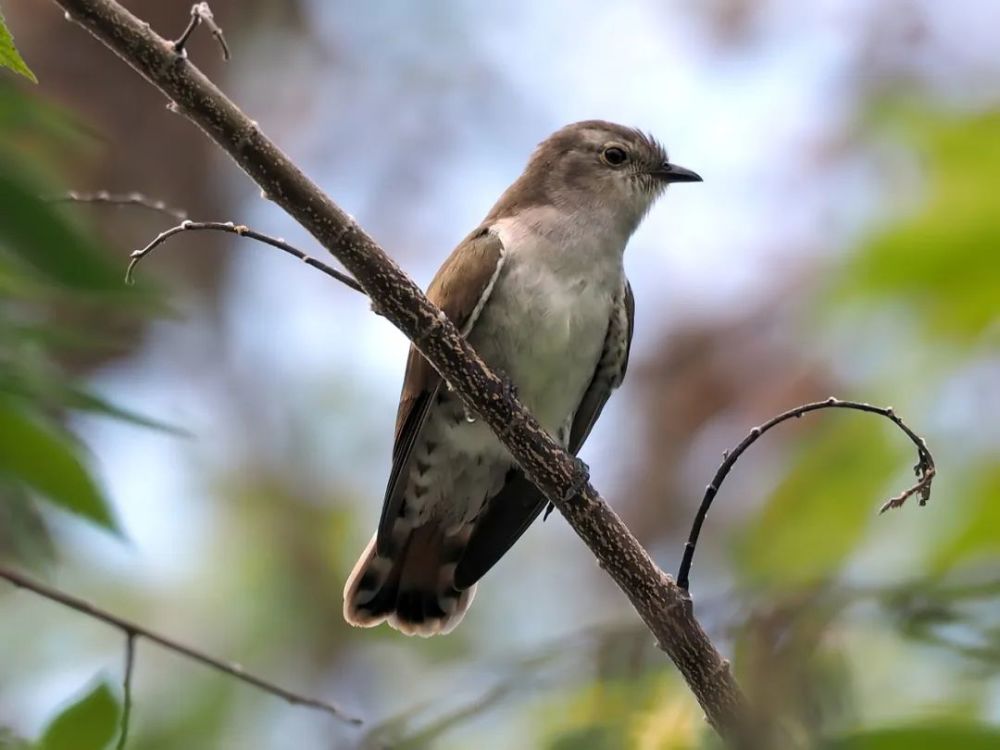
left=343, top=525, right=476, bottom=637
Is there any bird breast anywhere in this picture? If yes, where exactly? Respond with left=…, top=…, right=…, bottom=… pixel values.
left=468, top=223, right=623, bottom=441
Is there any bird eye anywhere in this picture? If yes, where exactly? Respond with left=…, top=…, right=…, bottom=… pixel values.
left=601, top=146, right=628, bottom=166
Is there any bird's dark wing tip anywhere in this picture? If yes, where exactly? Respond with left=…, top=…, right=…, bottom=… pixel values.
left=453, top=471, right=546, bottom=589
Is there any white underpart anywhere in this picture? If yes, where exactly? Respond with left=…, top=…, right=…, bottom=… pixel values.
left=401, top=204, right=630, bottom=528
left=477, top=210, right=623, bottom=438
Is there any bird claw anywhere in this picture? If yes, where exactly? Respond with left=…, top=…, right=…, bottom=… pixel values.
left=562, top=457, right=591, bottom=503
left=497, top=372, right=519, bottom=402
left=543, top=456, right=588, bottom=520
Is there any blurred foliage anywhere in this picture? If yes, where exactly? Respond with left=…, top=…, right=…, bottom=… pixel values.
left=844, top=109, right=1000, bottom=345
left=540, top=674, right=702, bottom=750
left=825, top=723, right=1000, bottom=750
left=0, top=80, right=166, bottom=749
left=0, top=80, right=166, bottom=543
left=722, top=100, right=1000, bottom=747
left=931, top=466, right=1000, bottom=571
left=735, top=417, right=902, bottom=587
left=0, top=167, right=128, bottom=292
left=37, top=679, right=121, bottom=750
left=0, top=8, right=36, bottom=84
left=0, top=399, right=119, bottom=533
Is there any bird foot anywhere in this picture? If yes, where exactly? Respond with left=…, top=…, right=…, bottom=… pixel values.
left=497, top=371, right=520, bottom=403
left=562, top=457, right=591, bottom=503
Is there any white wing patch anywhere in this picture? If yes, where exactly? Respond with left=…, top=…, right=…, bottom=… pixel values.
left=460, top=233, right=506, bottom=337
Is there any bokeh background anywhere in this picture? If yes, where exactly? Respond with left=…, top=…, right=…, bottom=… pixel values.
left=1, top=1, right=999, bottom=748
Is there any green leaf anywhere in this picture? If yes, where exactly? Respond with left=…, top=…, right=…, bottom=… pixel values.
left=0, top=10, right=36, bottom=84
left=0, top=79, right=100, bottom=183
left=734, top=416, right=903, bottom=586
left=0, top=78, right=96, bottom=145
left=824, top=722, right=1000, bottom=749
left=931, top=465, right=1000, bottom=571
left=0, top=320, right=112, bottom=353
left=0, top=165, right=128, bottom=293
left=39, top=679, right=121, bottom=750
left=0, top=365, right=189, bottom=437
left=0, top=397, right=120, bottom=533
left=841, top=109, right=1000, bottom=343
left=62, top=386, right=192, bottom=437
left=0, top=481, right=55, bottom=568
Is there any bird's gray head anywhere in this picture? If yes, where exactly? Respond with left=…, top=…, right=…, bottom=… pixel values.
left=486, top=120, right=701, bottom=233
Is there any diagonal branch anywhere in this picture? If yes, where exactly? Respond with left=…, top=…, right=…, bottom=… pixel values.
left=0, top=566, right=361, bottom=725
left=45, top=0, right=753, bottom=743
left=676, top=397, right=936, bottom=591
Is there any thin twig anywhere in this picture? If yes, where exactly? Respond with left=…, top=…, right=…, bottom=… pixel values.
left=173, top=2, right=229, bottom=60
left=676, top=397, right=936, bottom=591
left=0, top=566, right=361, bottom=725
left=126, top=220, right=365, bottom=294
left=116, top=632, right=136, bottom=750
left=47, top=190, right=188, bottom=221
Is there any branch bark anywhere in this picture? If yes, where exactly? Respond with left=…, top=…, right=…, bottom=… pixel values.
left=50, top=0, right=754, bottom=742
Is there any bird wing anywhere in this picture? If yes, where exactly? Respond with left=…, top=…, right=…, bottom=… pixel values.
left=453, top=278, right=635, bottom=589
left=567, top=279, right=635, bottom=452
left=376, top=228, right=506, bottom=555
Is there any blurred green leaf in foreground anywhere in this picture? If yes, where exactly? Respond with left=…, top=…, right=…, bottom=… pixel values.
left=38, top=678, right=121, bottom=750
left=0, top=79, right=169, bottom=549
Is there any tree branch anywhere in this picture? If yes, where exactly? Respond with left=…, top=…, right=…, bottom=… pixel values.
left=676, top=397, right=936, bottom=591
left=125, top=219, right=364, bottom=293
left=0, top=566, right=361, bottom=725
left=47, top=190, right=189, bottom=221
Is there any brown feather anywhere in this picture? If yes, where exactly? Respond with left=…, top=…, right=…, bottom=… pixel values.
left=375, top=229, right=506, bottom=552
left=567, top=279, right=634, bottom=451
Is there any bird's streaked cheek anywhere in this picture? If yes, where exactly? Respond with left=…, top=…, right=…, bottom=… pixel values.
left=625, top=174, right=658, bottom=205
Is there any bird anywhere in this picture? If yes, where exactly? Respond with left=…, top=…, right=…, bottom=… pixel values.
left=343, top=120, right=701, bottom=636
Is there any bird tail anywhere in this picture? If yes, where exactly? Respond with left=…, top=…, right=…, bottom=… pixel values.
left=342, top=524, right=476, bottom=637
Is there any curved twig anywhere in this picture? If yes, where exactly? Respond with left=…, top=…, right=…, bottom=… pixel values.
left=48, top=190, right=189, bottom=221
left=172, top=2, right=229, bottom=61
left=676, top=397, right=936, bottom=591
left=126, top=220, right=365, bottom=294
left=0, top=566, right=361, bottom=725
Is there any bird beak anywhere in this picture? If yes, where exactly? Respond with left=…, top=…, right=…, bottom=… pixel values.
left=653, top=162, right=703, bottom=183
